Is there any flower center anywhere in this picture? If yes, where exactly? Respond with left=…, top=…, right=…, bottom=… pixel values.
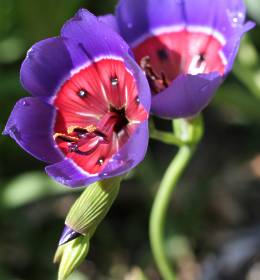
left=133, top=27, right=227, bottom=94
left=53, top=59, right=148, bottom=174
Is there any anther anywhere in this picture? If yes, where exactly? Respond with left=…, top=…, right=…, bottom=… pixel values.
left=68, top=143, right=78, bottom=153
left=135, top=96, right=140, bottom=104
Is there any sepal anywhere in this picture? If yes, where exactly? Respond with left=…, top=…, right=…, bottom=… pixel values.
left=64, top=177, right=121, bottom=236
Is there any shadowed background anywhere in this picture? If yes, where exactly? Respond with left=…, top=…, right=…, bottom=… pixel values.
left=1, top=0, right=260, bottom=279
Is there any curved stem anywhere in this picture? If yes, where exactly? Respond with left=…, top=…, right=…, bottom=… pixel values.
left=149, top=144, right=196, bottom=280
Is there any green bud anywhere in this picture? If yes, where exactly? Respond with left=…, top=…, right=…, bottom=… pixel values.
left=54, top=177, right=122, bottom=279
left=66, top=176, right=121, bottom=236
left=54, top=235, right=89, bottom=280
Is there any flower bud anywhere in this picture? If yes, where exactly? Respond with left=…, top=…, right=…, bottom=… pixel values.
left=54, top=235, right=89, bottom=280
left=63, top=177, right=121, bottom=241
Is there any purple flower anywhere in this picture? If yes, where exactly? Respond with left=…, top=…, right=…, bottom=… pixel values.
left=3, top=9, right=151, bottom=188
left=115, top=0, right=255, bottom=118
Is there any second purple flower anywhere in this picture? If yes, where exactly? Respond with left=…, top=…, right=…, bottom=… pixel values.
left=115, top=0, right=255, bottom=118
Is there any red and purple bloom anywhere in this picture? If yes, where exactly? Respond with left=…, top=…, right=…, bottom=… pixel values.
left=115, top=0, right=255, bottom=118
left=3, top=9, right=151, bottom=187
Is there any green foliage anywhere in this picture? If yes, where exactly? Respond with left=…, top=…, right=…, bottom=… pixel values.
left=1, top=172, right=74, bottom=209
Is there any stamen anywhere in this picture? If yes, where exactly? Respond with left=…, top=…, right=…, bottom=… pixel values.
left=111, top=76, right=119, bottom=86
left=53, top=133, right=78, bottom=142
left=140, top=56, right=169, bottom=94
left=68, top=143, right=78, bottom=153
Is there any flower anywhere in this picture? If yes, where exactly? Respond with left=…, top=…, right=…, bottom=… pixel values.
left=115, top=0, right=255, bottom=118
left=3, top=9, right=151, bottom=187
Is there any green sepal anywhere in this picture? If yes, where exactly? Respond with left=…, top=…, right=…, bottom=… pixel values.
left=54, top=235, right=90, bottom=280
left=65, top=176, right=121, bottom=236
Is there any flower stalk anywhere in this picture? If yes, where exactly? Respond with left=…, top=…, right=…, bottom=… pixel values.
left=149, top=116, right=204, bottom=280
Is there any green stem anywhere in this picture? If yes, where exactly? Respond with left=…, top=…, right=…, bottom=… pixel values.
left=149, top=144, right=196, bottom=280
left=150, top=129, right=187, bottom=146
left=149, top=118, right=188, bottom=146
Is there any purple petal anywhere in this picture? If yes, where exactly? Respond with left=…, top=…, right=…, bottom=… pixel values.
left=151, top=73, right=223, bottom=119
left=100, top=121, right=149, bottom=178
left=20, top=37, right=73, bottom=102
left=124, top=56, right=151, bottom=112
left=59, top=225, right=82, bottom=246
left=45, top=158, right=100, bottom=188
left=3, top=97, right=63, bottom=163
left=61, top=9, right=131, bottom=70
left=116, top=0, right=250, bottom=45
left=98, top=14, right=119, bottom=33
left=224, top=21, right=256, bottom=73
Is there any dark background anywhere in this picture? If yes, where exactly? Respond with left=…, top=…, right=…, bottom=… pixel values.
left=1, top=0, right=260, bottom=279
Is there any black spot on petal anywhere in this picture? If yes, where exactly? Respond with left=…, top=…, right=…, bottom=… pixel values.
left=78, top=89, right=88, bottom=98
left=97, top=157, right=105, bottom=166
left=111, top=76, right=119, bottom=86
left=157, top=49, right=168, bottom=61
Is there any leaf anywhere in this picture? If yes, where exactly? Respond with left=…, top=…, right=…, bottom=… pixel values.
left=1, top=171, right=75, bottom=209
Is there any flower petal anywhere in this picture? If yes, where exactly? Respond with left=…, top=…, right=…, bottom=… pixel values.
left=45, top=158, right=100, bottom=188
left=45, top=121, right=149, bottom=187
left=124, top=56, right=151, bottom=112
left=116, top=0, right=250, bottom=46
left=98, top=14, right=119, bottom=33
left=59, top=225, right=82, bottom=246
left=100, top=120, right=149, bottom=178
left=20, top=37, right=73, bottom=102
left=224, top=21, right=255, bottom=73
left=61, top=9, right=131, bottom=70
left=3, top=97, right=63, bottom=163
left=151, top=73, right=223, bottom=118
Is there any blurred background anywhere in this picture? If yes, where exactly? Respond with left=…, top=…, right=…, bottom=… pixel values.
left=1, top=0, right=260, bottom=279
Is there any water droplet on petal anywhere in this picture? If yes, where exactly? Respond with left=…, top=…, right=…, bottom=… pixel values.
left=10, top=126, right=18, bottom=134
left=22, top=100, right=29, bottom=106
left=200, top=84, right=208, bottom=92
left=9, top=125, right=22, bottom=140
left=27, top=47, right=34, bottom=58
left=127, top=22, right=133, bottom=28
left=228, top=10, right=245, bottom=27
left=97, top=157, right=105, bottom=166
